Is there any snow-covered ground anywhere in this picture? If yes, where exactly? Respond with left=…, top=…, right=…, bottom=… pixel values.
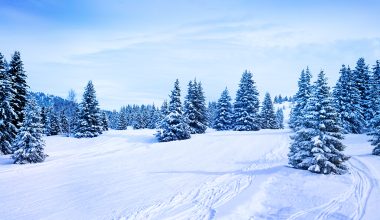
left=1, top=126, right=379, bottom=220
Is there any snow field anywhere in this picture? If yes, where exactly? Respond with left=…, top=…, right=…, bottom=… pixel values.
left=0, top=128, right=379, bottom=219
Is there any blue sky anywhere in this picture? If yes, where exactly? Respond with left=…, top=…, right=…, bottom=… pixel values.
left=1, top=0, right=379, bottom=110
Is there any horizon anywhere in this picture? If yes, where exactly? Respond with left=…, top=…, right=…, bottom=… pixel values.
left=1, top=0, right=379, bottom=110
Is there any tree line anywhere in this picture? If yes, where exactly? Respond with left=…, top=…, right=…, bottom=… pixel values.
left=289, top=58, right=380, bottom=175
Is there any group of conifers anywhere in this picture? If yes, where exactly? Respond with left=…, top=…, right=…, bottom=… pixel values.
left=2, top=51, right=379, bottom=176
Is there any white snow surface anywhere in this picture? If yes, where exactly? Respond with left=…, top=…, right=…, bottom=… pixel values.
left=1, top=107, right=379, bottom=219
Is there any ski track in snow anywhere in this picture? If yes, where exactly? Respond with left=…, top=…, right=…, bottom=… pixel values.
left=122, top=136, right=289, bottom=220
left=287, top=156, right=374, bottom=220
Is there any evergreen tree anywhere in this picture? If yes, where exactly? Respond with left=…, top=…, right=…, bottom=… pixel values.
left=333, top=65, right=365, bottom=133
left=9, top=51, right=28, bottom=129
left=0, top=53, right=17, bottom=154
left=259, top=92, right=277, bottom=129
left=288, top=71, right=349, bottom=174
left=160, top=100, right=169, bottom=117
left=117, top=111, right=127, bottom=130
left=289, top=68, right=312, bottom=130
left=276, top=108, right=284, bottom=129
left=101, top=111, right=109, bottom=131
left=353, top=58, right=372, bottom=127
left=369, top=60, right=380, bottom=130
left=233, top=70, right=260, bottom=131
left=12, top=98, right=47, bottom=164
left=184, top=80, right=208, bottom=134
left=207, top=101, right=218, bottom=129
left=156, top=79, right=190, bottom=142
left=75, top=81, right=103, bottom=138
left=214, top=88, right=233, bottom=131
left=49, top=111, right=61, bottom=136
left=60, top=111, right=69, bottom=136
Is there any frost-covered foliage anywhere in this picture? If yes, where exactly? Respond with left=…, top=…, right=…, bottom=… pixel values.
left=289, top=71, right=349, bottom=174
left=75, top=81, right=103, bottom=138
left=333, top=65, right=365, bottom=134
left=100, top=111, right=109, bottom=131
left=9, top=51, right=28, bottom=129
left=233, top=70, right=260, bottom=131
left=60, top=111, right=69, bottom=136
left=156, top=79, right=190, bottom=142
left=369, top=61, right=380, bottom=155
left=115, top=104, right=161, bottom=130
left=259, top=92, right=278, bottom=129
left=369, top=60, right=380, bottom=130
left=353, top=58, right=372, bottom=127
left=289, top=68, right=312, bottom=130
left=12, top=98, right=47, bottom=164
left=276, top=108, right=284, bottom=129
left=207, top=101, right=217, bottom=129
left=214, top=88, right=233, bottom=131
left=184, top=79, right=208, bottom=134
left=0, top=52, right=17, bottom=155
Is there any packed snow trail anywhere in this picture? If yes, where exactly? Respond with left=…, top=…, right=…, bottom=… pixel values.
left=122, top=131, right=290, bottom=219
left=286, top=158, right=373, bottom=220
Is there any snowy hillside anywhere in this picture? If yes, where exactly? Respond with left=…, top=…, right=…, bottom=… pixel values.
left=1, top=126, right=379, bottom=219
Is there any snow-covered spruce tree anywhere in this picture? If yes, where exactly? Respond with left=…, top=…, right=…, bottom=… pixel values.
left=12, top=98, right=47, bottom=164
left=184, top=80, right=208, bottom=134
left=0, top=53, right=18, bottom=155
left=369, top=60, right=380, bottom=155
left=207, top=101, right=218, bottom=129
left=49, top=111, right=61, bottom=136
left=233, top=70, right=260, bottom=131
left=289, top=68, right=312, bottom=130
left=101, top=111, right=109, bottom=131
left=259, top=92, right=278, bottom=129
left=117, top=111, right=127, bottom=130
left=9, top=51, right=28, bottom=129
left=156, top=79, right=190, bottom=142
left=353, top=58, right=372, bottom=127
left=288, top=71, right=349, bottom=174
left=214, top=88, right=233, bottom=131
left=60, top=111, right=69, bottom=136
left=75, top=81, right=103, bottom=138
left=276, top=108, right=284, bottom=129
left=369, top=60, right=380, bottom=130
left=370, top=111, right=380, bottom=155
left=333, top=65, right=365, bottom=133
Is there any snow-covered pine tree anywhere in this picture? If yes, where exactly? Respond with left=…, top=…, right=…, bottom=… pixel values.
left=147, top=105, right=160, bottom=129
left=233, top=70, right=260, bottom=131
left=289, top=68, right=312, bottom=130
left=101, top=111, right=109, bottom=131
left=160, top=100, right=169, bottom=117
left=49, top=111, right=61, bottom=136
left=333, top=65, right=365, bottom=133
left=156, top=79, right=190, bottom=142
left=184, top=80, right=208, bottom=134
left=60, top=111, right=69, bottom=136
left=288, top=71, right=349, bottom=174
left=117, top=110, right=127, bottom=130
left=0, top=52, right=17, bottom=155
left=369, top=60, right=380, bottom=130
left=9, top=51, right=28, bottom=129
left=12, top=98, right=47, bottom=164
left=207, top=101, right=218, bottom=129
left=353, top=58, right=372, bottom=128
left=259, top=92, right=277, bottom=129
left=194, top=81, right=208, bottom=133
left=276, top=108, right=284, bottom=129
left=369, top=60, right=380, bottom=155
left=75, top=81, right=103, bottom=138
left=214, top=88, right=233, bottom=131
